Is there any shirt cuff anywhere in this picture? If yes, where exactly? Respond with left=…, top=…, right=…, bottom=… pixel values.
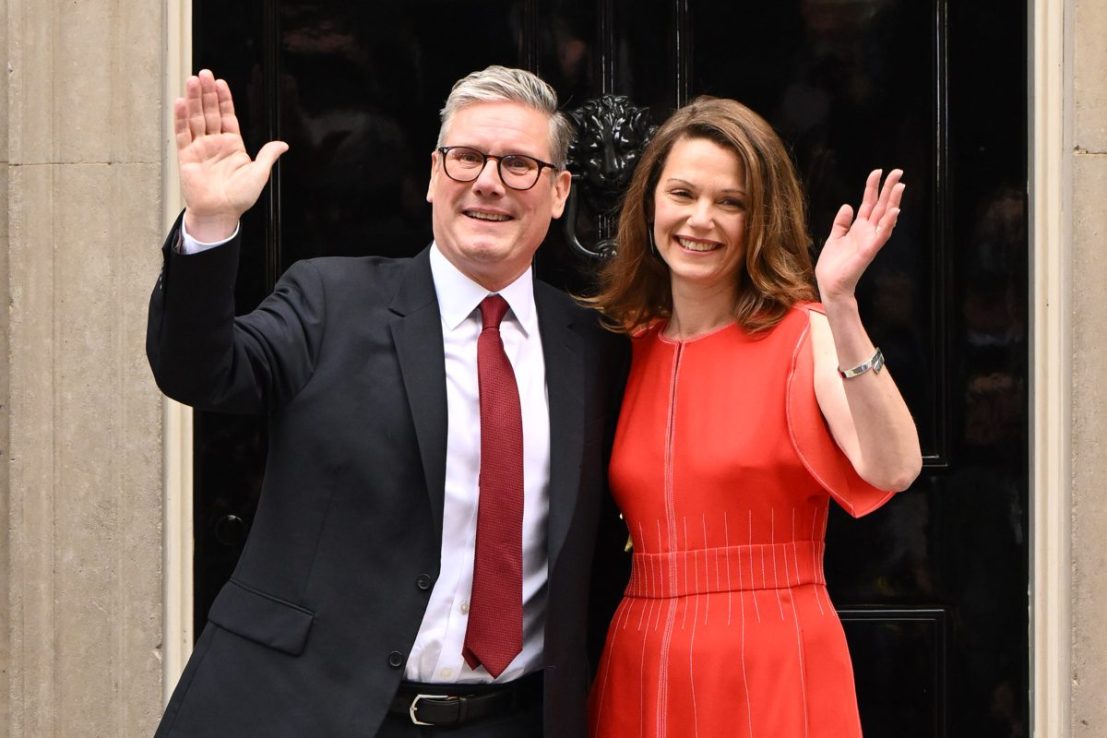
left=179, top=221, right=241, bottom=254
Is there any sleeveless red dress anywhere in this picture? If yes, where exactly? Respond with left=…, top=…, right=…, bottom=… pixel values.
left=589, top=305, right=893, bottom=738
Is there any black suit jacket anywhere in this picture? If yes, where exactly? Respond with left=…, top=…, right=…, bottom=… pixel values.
left=146, top=222, right=628, bottom=738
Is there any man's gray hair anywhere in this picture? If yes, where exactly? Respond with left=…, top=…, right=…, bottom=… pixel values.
left=437, top=65, right=574, bottom=168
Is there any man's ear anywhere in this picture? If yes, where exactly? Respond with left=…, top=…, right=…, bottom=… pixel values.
left=426, top=151, right=439, bottom=203
left=549, top=169, right=572, bottom=219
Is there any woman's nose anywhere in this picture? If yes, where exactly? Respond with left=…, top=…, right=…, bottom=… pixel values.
left=687, top=199, right=713, bottom=228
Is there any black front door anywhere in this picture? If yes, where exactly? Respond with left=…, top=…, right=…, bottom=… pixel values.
left=190, top=2, right=1028, bottom=734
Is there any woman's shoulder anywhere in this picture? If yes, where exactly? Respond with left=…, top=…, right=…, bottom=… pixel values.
left=629, top=320, right=666, bottom=342
left=790, top=300, right=825, bottom=318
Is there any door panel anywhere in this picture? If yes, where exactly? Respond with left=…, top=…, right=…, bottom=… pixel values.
left=191, top=2, right=1028, bottom=734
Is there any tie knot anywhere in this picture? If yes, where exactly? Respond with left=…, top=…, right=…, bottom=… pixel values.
left=479, top=294, right=510, bottom=330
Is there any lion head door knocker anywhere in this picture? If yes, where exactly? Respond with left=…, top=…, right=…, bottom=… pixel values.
left=564, top=95, right=655, bottom=260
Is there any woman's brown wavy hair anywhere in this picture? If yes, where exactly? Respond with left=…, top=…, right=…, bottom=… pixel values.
left=588, top=96, right=817, bottom=334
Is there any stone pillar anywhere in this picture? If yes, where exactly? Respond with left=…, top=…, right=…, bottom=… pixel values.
left=3, top=0, right=167, bottom=734
left=0, top=0, right=11, bottom=731
left=1072, top=0, right=1107, bottom=734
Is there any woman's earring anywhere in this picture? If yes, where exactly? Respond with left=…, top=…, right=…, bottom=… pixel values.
left=647, top=224, right=659, bottom=258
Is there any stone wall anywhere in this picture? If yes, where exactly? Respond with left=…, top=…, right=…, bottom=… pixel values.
left=1071, top=0, right=1107, bottom=734
left=2, top=0, right=167, bottom=734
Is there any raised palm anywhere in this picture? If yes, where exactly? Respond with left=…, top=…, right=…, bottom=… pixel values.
left=174, top=69, right=287, bottom=239
left=815, top=169, right=904, bottom=304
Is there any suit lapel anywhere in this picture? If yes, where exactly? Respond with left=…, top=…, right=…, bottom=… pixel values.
left=535, top=281, right=586, bottom=576
left=389, top=248, right=448, bottom=542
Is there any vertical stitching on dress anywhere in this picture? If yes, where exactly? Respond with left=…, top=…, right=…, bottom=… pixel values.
left=650, top=520, right=659, bottom=628
left=619, top=597, right=634, bottom=630
left=738, top=542, right=754, bottom=737
left=810, top=507, right=826, bottom=616
left=701, top=515, right=710, bottom=625
left=681, top=518, right=690, bottom=630
left=654, top=588, right=677, bottom=735
left=771, top=508, right=785, bottom=620
left=693, top=538, right=700, bottom=619
left=688, top=577, right=700, bottom=738
left=748, top=511, right=761, bottom=623
left=724, top=512, right=733, bottom=625
left=790, top=595, right=811, bottom=738
left=638, top=602, right=648, bottom=738
left=790, top=507, right=803, bottom=589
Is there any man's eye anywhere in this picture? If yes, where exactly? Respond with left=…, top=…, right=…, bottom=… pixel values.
left=453, top=150, right=483, bottom=165
left=503, top=156, right=537, bottom=174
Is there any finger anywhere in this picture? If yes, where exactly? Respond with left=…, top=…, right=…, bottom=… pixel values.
left=216, top=79, right=241, bottom=136
left=871, top=169, right=903, bottom=224
left=185, top=75, right=205, bottom=140
left=828, top=203, right=854, bottom=240
left=198, top=69, right=222, bottom=135
left=887, top=177, right=906, bottom=212
left=856, top=169, right=881, bottom=222
left=877, top=206, right=901, bottom=240
left=173, top=98, right=192, bottom=151
left=255, top=141, right=290, bottom=173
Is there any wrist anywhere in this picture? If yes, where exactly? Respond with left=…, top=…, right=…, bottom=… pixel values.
left=183, top=210, right=239, bottom=243
left=818, top=292, right=859, bottom=315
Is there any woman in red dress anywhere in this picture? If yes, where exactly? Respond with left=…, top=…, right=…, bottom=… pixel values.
left=587, top=97, right=922, bottom=737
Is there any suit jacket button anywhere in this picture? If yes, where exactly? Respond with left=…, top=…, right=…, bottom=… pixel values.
left=388, top=651, right=405, bottom=668
left=415, top=574, right=433, bottom=591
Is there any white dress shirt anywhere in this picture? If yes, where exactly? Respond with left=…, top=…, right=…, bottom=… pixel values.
left=179, top=227, right=552, bottom=684
left=412, top=244, right=550, bottom=684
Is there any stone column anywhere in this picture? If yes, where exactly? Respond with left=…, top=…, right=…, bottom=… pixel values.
left=1072, top=0, right=1107, bottom=734
left=3, top=0, right=167, bottom=734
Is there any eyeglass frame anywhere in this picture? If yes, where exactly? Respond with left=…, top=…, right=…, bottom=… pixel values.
left=436, top=146, right=561, bottom=191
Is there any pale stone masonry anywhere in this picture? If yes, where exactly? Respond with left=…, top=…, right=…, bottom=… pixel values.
left=2, top=0, right=167, bottom=735
left=1071, top=2, right=1107, bottom=735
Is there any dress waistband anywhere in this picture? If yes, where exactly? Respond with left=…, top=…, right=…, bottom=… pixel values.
left=625, top=541, right=827, bottom=598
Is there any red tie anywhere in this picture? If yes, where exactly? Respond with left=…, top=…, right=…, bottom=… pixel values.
left=462, top=294, right=524, bottom=678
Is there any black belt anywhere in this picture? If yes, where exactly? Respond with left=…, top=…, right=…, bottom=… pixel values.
left=389, top=671, right=543, bottom=727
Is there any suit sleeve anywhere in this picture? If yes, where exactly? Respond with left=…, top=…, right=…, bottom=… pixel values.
left=146, top=219, right=325, bottom=414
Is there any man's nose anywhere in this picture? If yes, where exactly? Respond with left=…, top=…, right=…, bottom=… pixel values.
left=472, top=157, right=505, bottom=194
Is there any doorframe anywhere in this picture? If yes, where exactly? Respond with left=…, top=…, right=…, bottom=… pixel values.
left=158, top=1, right=1073, bottom=731
left=162, top=0, right=195, bottom=702
left=1030, top=0, right=1071, bottom=736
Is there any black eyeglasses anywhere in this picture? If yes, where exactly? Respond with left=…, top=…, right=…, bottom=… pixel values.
left=437, top=146, right=560, bottom=191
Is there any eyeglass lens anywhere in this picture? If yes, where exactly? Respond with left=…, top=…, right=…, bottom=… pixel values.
left=443, top=147, right=541, bottom=190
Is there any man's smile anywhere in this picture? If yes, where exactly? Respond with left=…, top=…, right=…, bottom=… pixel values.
left=464, top=209, right=513, bottom=222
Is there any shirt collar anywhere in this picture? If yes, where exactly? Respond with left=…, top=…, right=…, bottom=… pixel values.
left=429, top=242, right=537, bottom=337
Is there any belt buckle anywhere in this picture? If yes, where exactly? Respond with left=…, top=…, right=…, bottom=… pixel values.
left=409, top=693, right=453, bottom=726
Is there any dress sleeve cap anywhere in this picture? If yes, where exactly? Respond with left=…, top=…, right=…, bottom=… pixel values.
left=786, top=308, right=895, bottom=518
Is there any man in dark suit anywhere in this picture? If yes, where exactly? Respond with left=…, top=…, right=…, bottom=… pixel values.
left=147, top=66, right=626, bottom=737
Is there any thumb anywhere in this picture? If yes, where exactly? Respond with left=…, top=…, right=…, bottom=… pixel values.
left=255, top=141, right=289, bottom=172
left=827, top=203, right=853, bottom=241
